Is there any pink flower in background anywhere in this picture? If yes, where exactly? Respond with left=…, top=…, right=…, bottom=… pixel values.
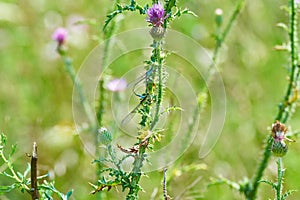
left=52, top=27, right=67, bottom=45
left=296, top=0, right=300, bottom=4
left=147, top=3, right=165, bottom=27
left=106, top=78, right=127, bottom=92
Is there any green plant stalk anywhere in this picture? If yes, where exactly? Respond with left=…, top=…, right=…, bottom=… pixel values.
left=211, top=0, right=245, bottom=68
left=276, top=0, right=299, bottom=122
left=246, top=136, right=272, bottom=200
left=126, top=36, right=165, bottom=200
left=95, top=79, right=105, bottom=179
left=201, top=0, right=245, bottom=101
left=62, top=56, right=96, bottom=130
left=247, top=1, right=299, bottom=199
left=127, top=146, right=146, bottom=200
left=151, top=41, right=163, bottom=130
left=95, top=4, right=121, bottom=192
left=276, top=158, right=283, bottom=200
left=96, top=79, right=105, bottom=132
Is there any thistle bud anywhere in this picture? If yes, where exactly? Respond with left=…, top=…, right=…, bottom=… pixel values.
left=215, top=8, right=223, bottom=27
left=271, top=140, right=288, bottom=157
left=52, top=27, right=67, bottom=46
left=97, top=127, right=112, bottom=145
left=150, top=26, right=166, bottom=41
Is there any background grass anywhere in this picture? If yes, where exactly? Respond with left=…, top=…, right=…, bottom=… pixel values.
left=1, top=0, right=300, bottom=199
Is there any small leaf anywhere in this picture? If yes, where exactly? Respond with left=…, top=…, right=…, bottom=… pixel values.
left=116, top=4, right=122, bottom=10
left=0, top=134, right=7, bottom=149
left=0, top=184, right=16, bottom=194
left=276, top=22, right=289, bottom=31
left=3, top=171, right=14, bottom=179
left=16, top=171, right=23, bottom=180
left=66, top=189, right=73, bottom=198
left=9, top=144, right=17, bottom=158
left=282, top=189, right=297, bottom=199
left=181, top=9, right=198, bottom=17
left=23, top=163, right=31, bottom=178
left=259, top=179, right=276, bottom=189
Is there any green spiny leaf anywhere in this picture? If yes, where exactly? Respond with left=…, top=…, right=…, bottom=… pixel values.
left=259, top=179, right=276, bottom=189
left=165, top=0, right=176, bottom=13
left=282, top=189, right=297, bottom=199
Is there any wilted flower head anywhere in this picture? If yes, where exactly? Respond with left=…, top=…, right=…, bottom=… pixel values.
left=271, top=120, right=287, bottom=142
left=106, top=78, right=127, bottom=92
left=147, top=3, right=165, bottom=27
left=52, top=27, right=67, bottom=46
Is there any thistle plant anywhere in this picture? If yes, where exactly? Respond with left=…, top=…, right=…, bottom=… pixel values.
left=91, top=1, right=196, bottom=199
left=259, top=121, right=296, bottom=200
left=209, top=0, right=300, bottom=199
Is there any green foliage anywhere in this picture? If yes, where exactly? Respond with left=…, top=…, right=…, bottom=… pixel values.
left=0, top=134, right=72, bottom=199
left=103, top=0, right=149, bottom=31
left=39, top=180, right=73, bottom=200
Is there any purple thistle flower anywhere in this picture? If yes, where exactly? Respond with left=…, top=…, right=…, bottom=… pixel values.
left=106, top=78, right=127, bottom=92
left=147, top=3, right=165, bottom=27
left=52, top=27, right=67, bottom=46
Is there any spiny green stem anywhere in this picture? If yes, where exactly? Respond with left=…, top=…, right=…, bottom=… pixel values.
left=247, top=136, right=272, bottom=200
left=151, top=41, right=163, bottom=130
left=276, top=158, right=283, bottom=200
left=126, top=38, right=165, bottom=200
left=127, top=146, right=146, bottom=199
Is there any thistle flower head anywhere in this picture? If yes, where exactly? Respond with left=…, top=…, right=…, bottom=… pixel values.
left=147, top=3, right=165, bottom=27
left=106, top=78, right=127, bottom=92
left=52, top=27, right=67, bottom=46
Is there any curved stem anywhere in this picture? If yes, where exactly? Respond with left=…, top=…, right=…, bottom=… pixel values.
left=63, top=56, right=96, bottom=129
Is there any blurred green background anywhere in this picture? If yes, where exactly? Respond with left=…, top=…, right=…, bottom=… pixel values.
left=1, top=0, right=300, bottom=199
